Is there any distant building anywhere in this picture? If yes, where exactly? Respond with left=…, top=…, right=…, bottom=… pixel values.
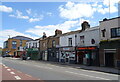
left=99, top=17, right=120, bottom=68
left=2, top=36, right=33, bottom=57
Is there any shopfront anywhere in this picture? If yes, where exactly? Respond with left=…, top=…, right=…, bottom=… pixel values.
left=76, top=46, right=99, bottom=66
left=59, top=47, right=76, bottom=64
left=41, top=50, right=48, bottom=61
left=99, top=40, right=120, bottom=68
left=48, top=48, right=59, bottom=62
left=26, top=48, right=39, bottom=60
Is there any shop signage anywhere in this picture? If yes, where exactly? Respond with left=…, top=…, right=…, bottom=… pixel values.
left=77, top=47, right=96, bottom=50
left=63, top=48, right=70, bottom=50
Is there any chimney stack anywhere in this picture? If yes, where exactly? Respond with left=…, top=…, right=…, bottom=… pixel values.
left=81, top=21, right=90, bottom=31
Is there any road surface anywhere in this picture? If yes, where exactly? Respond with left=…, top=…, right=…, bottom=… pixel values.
left=1, top=57, right=119, bottom=81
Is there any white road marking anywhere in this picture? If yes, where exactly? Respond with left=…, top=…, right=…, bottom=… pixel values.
left=34, top=65, right=53, bottom=69
left=7, top=69, right=11, bottom=71
left=65, top=71, right=111, bottom=80
left=25, top=74, right=32, bottom=77
left=10, top=72, right=15, bottom=74
left=14, top=76, right=21, bottom=80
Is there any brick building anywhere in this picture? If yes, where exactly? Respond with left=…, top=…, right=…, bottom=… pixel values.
left=40, top=30, right=62, bottom=61
left=2, top=36, right=33, bottom=57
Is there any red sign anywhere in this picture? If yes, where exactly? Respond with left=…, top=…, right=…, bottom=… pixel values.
left=77, top=47, right=96, bottom=50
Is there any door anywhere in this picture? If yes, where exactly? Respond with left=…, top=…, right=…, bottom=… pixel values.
left=105, top=53, right=114, bottom=67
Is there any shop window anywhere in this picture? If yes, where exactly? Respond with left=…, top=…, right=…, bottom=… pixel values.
left=12, top=41, right=17, bottom=49
left=101, top=29, right=106, bottom=37
left=68, top=38, right=72, bottom=46
left=111, top=27, right=120, bottom=38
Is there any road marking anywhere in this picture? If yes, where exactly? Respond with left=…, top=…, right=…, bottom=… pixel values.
left=25, top=74, right=32, bottom=77
left=14, top=76, right=21, bottom=80
left=65, top=71, right=111, bottom=80
left=17, top=71, right=22, bottom=73
left=34, top=65, right=53, bottom=69
left=7, top=69, right=11, bottom=71
left=10, top=72, right=15, bottom=74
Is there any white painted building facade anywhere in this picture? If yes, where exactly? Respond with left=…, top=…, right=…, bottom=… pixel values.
left=26, top=39, right=39, bottom=49
left=76, top=26, right=100, bottom=47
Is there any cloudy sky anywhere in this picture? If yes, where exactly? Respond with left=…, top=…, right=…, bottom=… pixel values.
left=0, top=0, right=119, bottom=47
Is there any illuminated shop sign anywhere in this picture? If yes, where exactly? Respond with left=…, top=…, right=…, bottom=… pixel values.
left=77, top=47, right=96, bottom=50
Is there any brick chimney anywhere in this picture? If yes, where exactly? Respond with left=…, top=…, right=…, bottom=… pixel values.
left=55, top=29, right=62, bottom=36
left=81, top=21, right=90, bottom=31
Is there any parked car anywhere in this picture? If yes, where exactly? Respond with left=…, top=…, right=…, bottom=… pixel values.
left=2, top=54, right=11, bottom=58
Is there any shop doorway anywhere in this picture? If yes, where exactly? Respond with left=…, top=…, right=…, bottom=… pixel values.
left=105, top=53, right=114, bottom=67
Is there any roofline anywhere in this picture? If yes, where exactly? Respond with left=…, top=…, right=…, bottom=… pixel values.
left=99, top=16, right=120, bottom=23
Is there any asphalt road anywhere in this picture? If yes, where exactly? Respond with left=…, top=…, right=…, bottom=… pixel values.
left=1, top=57, right=119, bottom=81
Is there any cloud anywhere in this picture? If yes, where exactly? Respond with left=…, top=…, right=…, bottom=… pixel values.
left=59, top=1, right=118, bottom=19
left=9, top=10, right=43, bottom=22
left=0, top=29, right=39, bottom=47
left=46, top=12, right=52, bottom=16
left=26, top=20, right=80, bottom=36
left=59, top=2, right=96, bottom=20
left=0, top=5, right=13, bottom=13
left=26, top=9, right=31, bottom=15
left=9, top=10, right=29, bottom=19
left=29, top=18, right=41, bottom=22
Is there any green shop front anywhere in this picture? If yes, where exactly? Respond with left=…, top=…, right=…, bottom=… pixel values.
left=26, top=48, right=39, bottom=60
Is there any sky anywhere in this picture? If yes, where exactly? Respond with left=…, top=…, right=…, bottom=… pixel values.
left=0, top=0, right=120, bottom=47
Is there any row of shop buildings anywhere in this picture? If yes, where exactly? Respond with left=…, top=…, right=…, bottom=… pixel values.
left=3, top=16, right=120, bottom=68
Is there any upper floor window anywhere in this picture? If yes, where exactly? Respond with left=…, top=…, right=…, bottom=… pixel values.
left=29, top=43, right=31, bottom=48
left=4, top=41, right=8, bottom=48
left=101, top=29, right=106, bottom=37
left=43, top=42, right=45, bottom=47
left=80, top=36, right=84, bottom=44
left=52, top=40, right=56, bottom=47
left=68, top=38, right=72, bottom=46
left=111, top=27, right=120, bottom=38
left=12, top=41, right=17, bottom=49
left=20, top=40, right=22, bottom=46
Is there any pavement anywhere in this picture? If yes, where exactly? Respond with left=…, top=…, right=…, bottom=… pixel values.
left=36, top=60, right=119, bottom=75
left=1, top=57, right=119, bottom=81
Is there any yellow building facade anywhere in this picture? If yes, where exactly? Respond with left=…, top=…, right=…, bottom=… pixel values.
left=2, top=36, right=33, bottom=56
